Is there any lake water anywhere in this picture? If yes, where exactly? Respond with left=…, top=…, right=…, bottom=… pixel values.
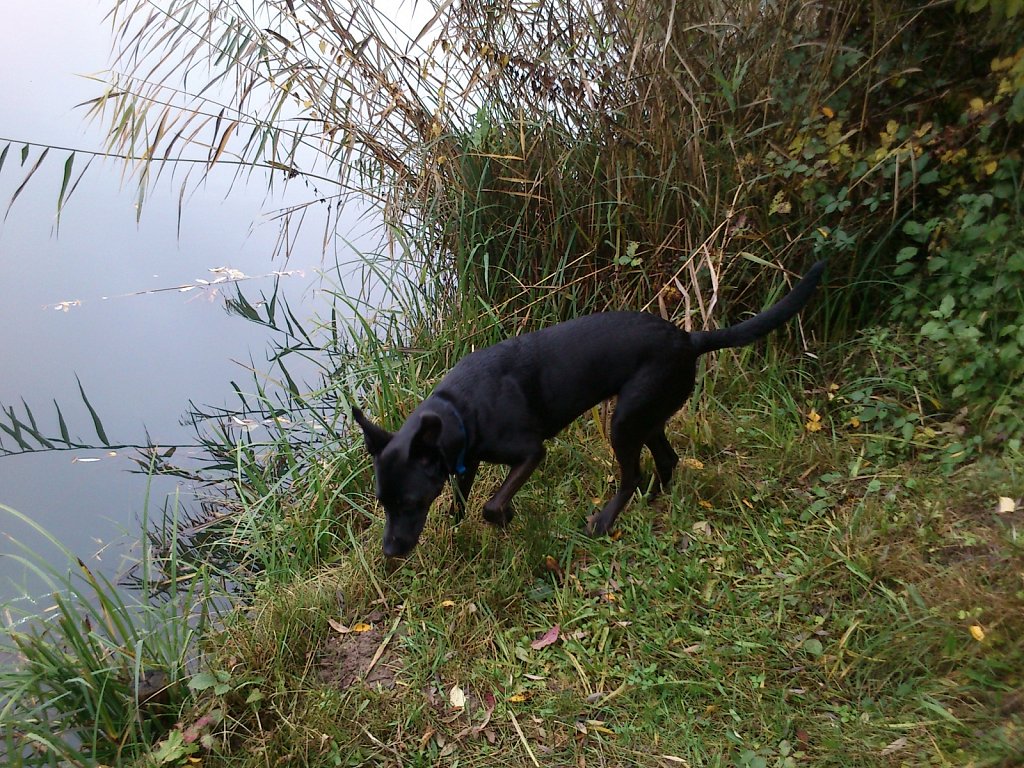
left=0, top=4, right=373, bottom=600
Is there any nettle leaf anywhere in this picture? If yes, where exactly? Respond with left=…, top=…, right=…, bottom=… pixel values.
left=188, top=671, right=220, bottom=691
left=896, top=246, right=918, bottom=263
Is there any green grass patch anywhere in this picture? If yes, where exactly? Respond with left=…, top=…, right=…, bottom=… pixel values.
left=161, top=366, right=1024, bottom=767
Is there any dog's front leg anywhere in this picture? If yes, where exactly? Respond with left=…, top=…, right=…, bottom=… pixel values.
left=448, top=460, right=479, bottom=523
left=482, top=448, right=546, bottom=527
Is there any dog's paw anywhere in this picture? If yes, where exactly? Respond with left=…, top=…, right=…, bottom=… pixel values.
left=586, top=511, right=611, bottom=537
left=482, top=502, right=514, bottom=527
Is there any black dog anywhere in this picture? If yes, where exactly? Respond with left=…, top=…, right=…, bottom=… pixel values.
left=354, top=261, right=825, bottom=557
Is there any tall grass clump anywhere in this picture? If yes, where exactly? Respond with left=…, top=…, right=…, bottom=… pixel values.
left=89, top=1, right=1024, bottom=433
left=1, top=502, right=214, bottom=766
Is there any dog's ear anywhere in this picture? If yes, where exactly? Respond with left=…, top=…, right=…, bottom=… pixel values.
left=410, top=413, right=443, bottom=463
left=411, top=411, right=465, bottom=473
left=351, top=406, right=393, bottom=456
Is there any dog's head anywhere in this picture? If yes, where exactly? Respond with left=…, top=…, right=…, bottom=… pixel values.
left=351, top=405, right=461, bottom=557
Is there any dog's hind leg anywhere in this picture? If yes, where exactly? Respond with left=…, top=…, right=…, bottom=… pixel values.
left=482, top=447, right=546, bottom=527
left=587, top=410, right=647, bottom=536
left=644, top=427, right=678, bottom=497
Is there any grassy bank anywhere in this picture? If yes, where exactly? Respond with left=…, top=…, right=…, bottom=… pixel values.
left=3, top=294, right=1022, bottom=767
left=144, top=339, right=1024, bottom=767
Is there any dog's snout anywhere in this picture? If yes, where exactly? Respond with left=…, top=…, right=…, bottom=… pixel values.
left=382, top=537, right=409, bottom=558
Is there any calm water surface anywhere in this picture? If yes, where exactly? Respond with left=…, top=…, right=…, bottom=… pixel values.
left=0, top=3, right=370, bottom=600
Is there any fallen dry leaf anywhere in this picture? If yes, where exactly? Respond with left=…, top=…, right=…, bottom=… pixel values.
left=531, top=625, right=560, bottom=650
left=544, top=555, right=563, bottom=580
left=682, top=457, right=704, bottom=470
left=970, top=624, right=985, bottom=642
left=880, top=737, right=908, bottom=756
left=327, top=619, right=351, bottom=634
left=351, top=622, right=373, bottom=632
left=440, top=600, right=456, bottom=608
left=449, top=685, right=466, bottom=709
left=998, top=496, right=1016, bottom=514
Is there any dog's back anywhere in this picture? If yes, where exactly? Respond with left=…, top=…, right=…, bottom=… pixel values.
left=436, top=312, right=690, bottom=436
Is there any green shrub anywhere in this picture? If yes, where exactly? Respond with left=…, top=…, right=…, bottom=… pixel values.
left=894, top=183, right=1024, bottom=441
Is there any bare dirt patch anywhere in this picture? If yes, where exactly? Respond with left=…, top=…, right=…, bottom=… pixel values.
left=317, top=626, right=401, bottom=691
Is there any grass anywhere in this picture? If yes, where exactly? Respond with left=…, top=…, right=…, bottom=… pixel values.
left=2, top=290, right=1021, bottom=766
left=152, top=351, right=1024, bottom=767
left=0, top=494, right=215, bottom=767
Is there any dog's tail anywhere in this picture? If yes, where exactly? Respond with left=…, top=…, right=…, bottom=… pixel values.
left=689, top=260, right=826, bottom=356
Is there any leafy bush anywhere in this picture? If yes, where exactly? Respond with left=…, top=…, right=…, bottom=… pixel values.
left=895, top=183, right=1024, bottom=441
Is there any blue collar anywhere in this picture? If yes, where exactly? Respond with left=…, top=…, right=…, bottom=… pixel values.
left=436, top=398, right=468, bottom=476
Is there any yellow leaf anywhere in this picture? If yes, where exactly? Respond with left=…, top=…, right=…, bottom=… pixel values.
left=609, top=530, right=624, bottom=541
left=992, top=56, right=1014, bottom=72
left=969, top=625, right=985, bottom=642
left=508, top=693, right=528, bottom=702
left=352, top=622, right=373, bottom=632
left=682, top=457, right=704, bottom=470
left=698, top=499, right=713, bottom=510
left=769, top=190, right=792, bottom=216
left=816, top=227, right=830, bottom=239
left=821, top=105, right=835, bottom=119
left=848, top=417, right=861, bottom=429
left=984, top=159, right=998, bottom=175
left=805, top=408, right=823, bottom=432
left=968, top=97, right=985, bottom=113
left=441, top=600, right=456, bottom=608
left=998, top=496, right=1017, bottom=514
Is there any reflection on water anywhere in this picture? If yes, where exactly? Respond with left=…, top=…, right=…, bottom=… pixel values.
left=0, top=6, right=371, bottom=598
